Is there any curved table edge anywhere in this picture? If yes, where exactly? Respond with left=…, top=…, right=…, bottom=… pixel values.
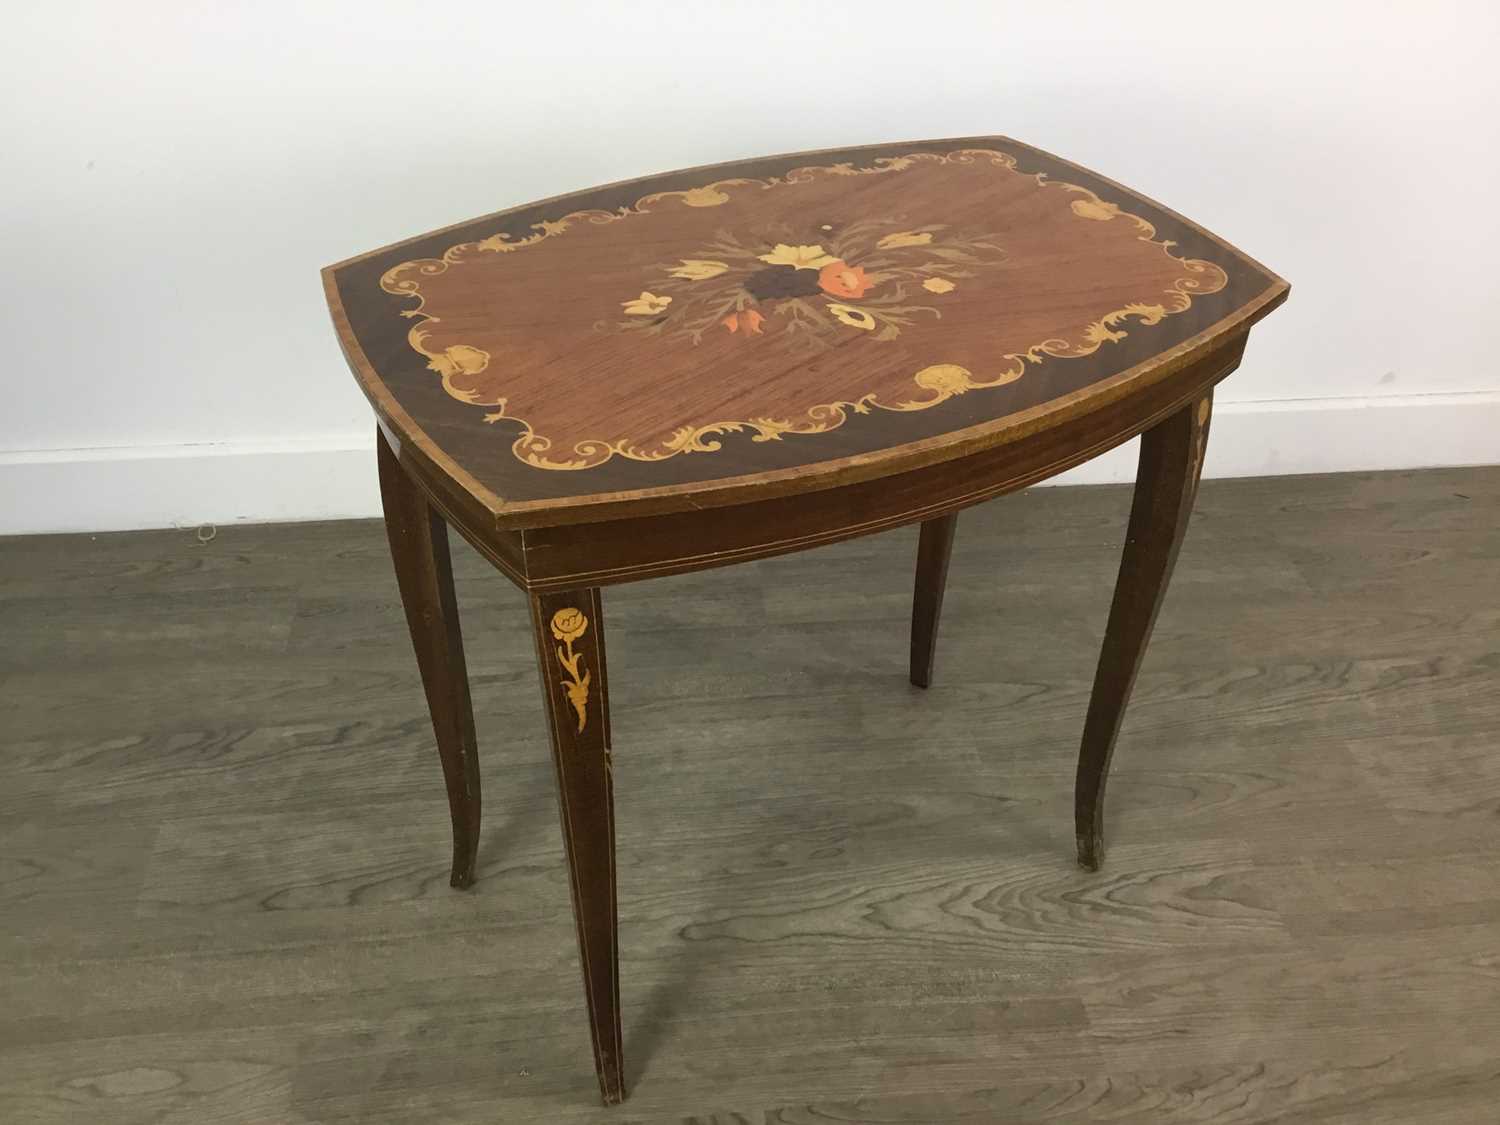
left=322, top=134, right=1288, bottom=531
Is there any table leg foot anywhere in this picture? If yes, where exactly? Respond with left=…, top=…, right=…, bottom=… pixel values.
left=377, top=426, right=482, bottom=891
left=531, top=587, right=626, bottom=1105
left=910, top=512, right=958, bottom=689
left=1074, top=393, right=1212, bottom=870
left=1076, top=831, right=1104, bottom=872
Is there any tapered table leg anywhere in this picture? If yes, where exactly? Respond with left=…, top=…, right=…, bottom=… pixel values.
left=530, top=588, right=624, bottom=1105
left=1075, top=393, right=1213, bottom=871
left=377, top=428, right=482, bottom=889
left=910, top=512, right=958, bottom=689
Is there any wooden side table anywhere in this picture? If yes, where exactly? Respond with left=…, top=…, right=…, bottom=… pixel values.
left=322, top=137, right=1287, bottom=1104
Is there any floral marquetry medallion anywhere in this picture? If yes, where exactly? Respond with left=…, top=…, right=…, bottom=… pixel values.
left=609, top=221, right=1010, bottom=352
left=327, top=137, right=1283, bottom=517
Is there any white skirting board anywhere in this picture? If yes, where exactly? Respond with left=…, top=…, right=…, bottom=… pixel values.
left=2, top=393, right=1496, bottom=536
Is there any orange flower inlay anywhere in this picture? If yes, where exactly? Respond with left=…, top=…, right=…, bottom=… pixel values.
left=722, top=309, right=766, bottom=335
left=818, top=261, right=875, bottom=299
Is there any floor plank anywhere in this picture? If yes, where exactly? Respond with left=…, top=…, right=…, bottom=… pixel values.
left=2, top=467, right=1498, bottom=1123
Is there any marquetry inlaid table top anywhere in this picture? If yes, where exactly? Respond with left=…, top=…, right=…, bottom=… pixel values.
left=323, top=136, right=1286, bottom=530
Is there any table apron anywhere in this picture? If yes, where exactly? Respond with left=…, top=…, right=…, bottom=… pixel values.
left=503, top=335, right=1245, bottom=591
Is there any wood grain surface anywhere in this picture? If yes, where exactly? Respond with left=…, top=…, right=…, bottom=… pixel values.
left=324, top=137, right=1286, bottom=525
left=3, top=467, right=1498, bottom=1122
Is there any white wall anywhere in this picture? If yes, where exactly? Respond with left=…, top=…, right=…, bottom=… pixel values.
left=2, top=1, right=1496, bottom=534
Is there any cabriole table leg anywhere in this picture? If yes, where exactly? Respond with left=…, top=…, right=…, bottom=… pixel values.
left=376, top=427, right=482, bottom=889
left=910, top=511, right=959, bottom=689
left=1075, top=392, right=1213, bottom=871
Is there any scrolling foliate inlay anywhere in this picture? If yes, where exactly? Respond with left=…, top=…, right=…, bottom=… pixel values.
left=380, top=149, right=1228, bottom=471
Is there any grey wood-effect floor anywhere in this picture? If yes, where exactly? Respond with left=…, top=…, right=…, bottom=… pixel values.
left=2, top=467, right=1498, bottom=1124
